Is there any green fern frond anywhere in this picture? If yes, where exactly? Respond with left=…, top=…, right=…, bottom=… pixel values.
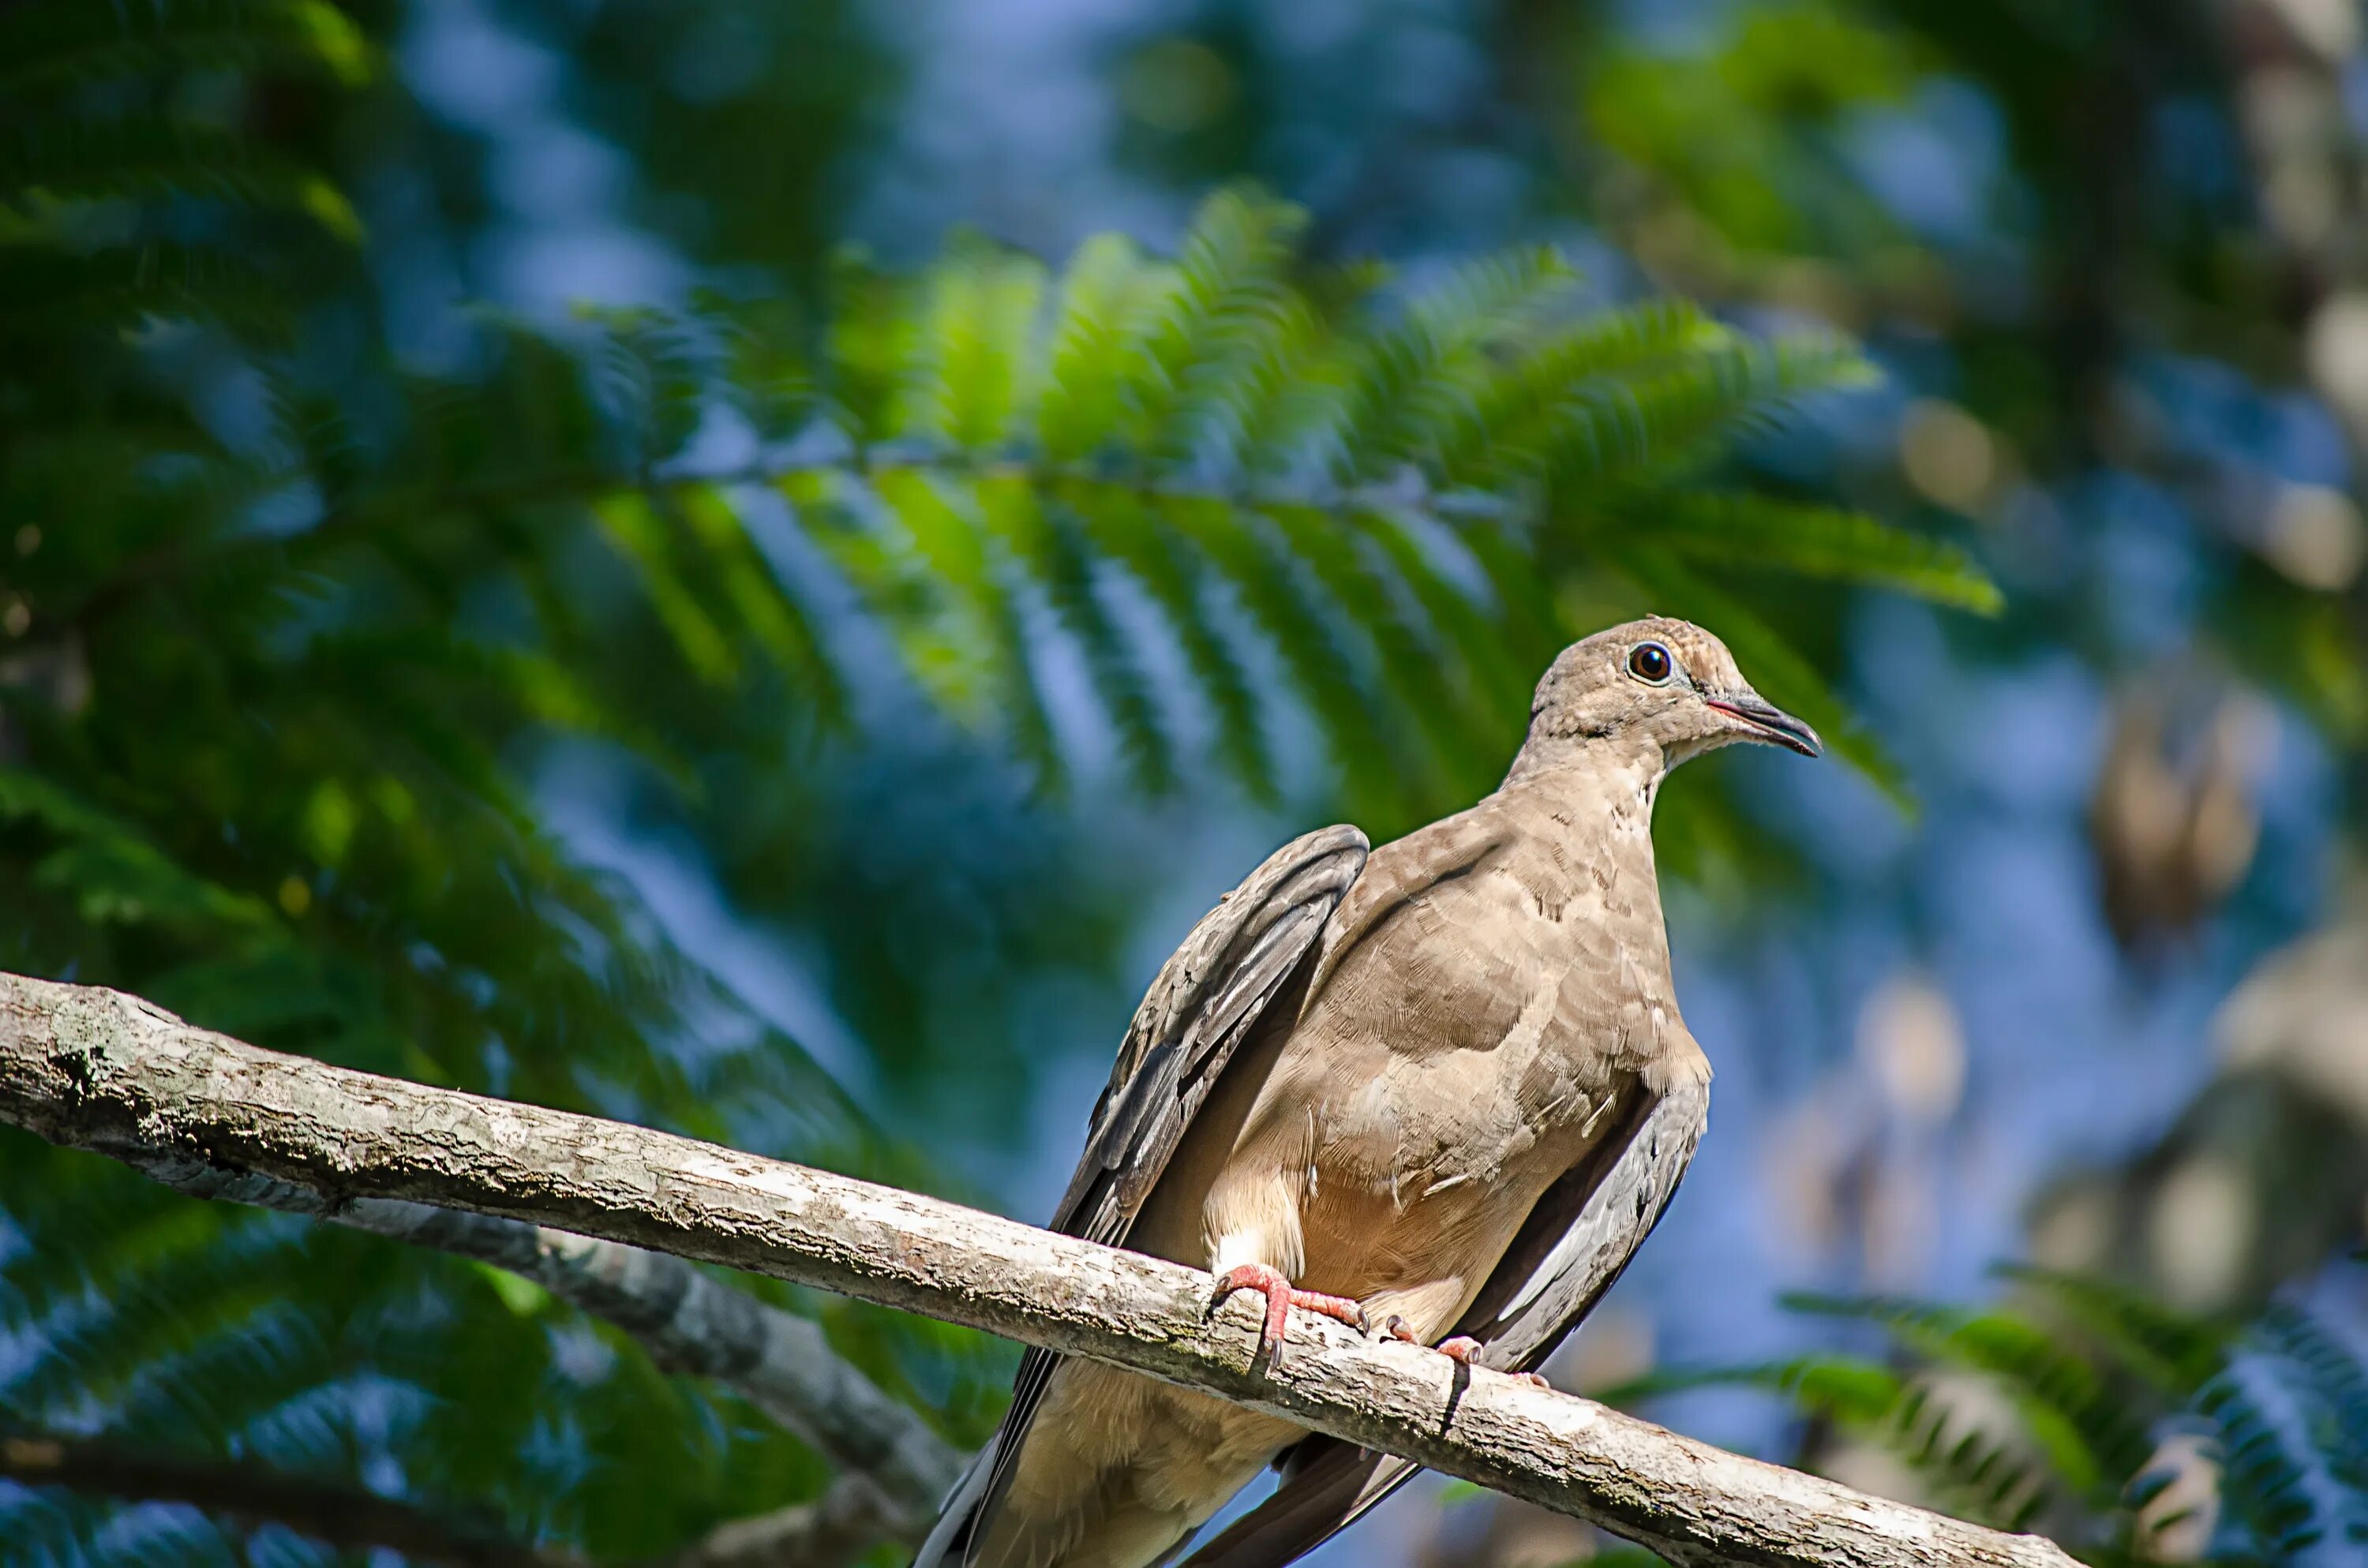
left=0, top=772, right=278, bottom=933
left=1996, top=1266, right=2232, bottom=1396
left=1261, top=501, right=1486, bottom=799
left=1, top=118, right=360, bottom=240
left=1640, top=492, right=2001, bottom=612
left=1192, top=285, right=1341, bottom=478
left=898, top=471, right=1064, bottom=784
left=1119, top=189, right=1307, bottom=467
left=1426, top=298, right=1726, bottom=488
left=1035, top=232, right=1159, bottom=463
left=673, top=483, right=846, bottom=720
left=792, top=466, right=1006, bottom=724
left=1542, top=331, right=1873, bottom=499
left=1646, top=1275, right=2368, bottom=1562
left=8, top=1219, right=312, bottom=1423
left=1782, top=1292, right=2152, bottom=1496
left=905, top=241, right=1045, bottom=452
left=707, top=291, right=815, bottom=440
left=594, top=492, right=742, bottom=685
left=1344, top=507, right=1535, bottom=724
left=2254, top=1304, right=2368, bottom=1450
left=780, top=199, right=1924, bottom=801
left=28, top=186, right=1973, bottom=815
left=1033, top=496, right=1179, bottom=795
left=2227, top=1304, right=2368, bottom=1552
left=0, top=1484, right=232, bottom=1568
left=577, top=305, right=716, bottom=470
left=1055, top=482, right=1278, bottom=799
left=2202, top=1366, right=2329, bottom=1556
left=1325, top=245, right=1579, bottom=481
left=0, top=247, right=295, bottom=339
left=822, top=249, right=919, bottom=445
left=0, top=0, right=371, bottom=99
left=1606, top=1352, right=2055, bottom=1527
left=1165, top=493, right=1404, bottom=813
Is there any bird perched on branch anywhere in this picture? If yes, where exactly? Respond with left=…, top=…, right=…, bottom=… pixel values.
left=916, top=617, right=1822, bottom=1568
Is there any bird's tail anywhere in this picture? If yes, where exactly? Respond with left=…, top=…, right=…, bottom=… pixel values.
left=911, top=1431, right=1002, bottom=1568
left=1175, top=1439, right=1407, bottom=1568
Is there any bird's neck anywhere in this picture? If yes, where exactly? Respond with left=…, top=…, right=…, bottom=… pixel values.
left=1493, top=738, right=1681, bottom=1000
left=1493, top=738, right=1669, bottom=874
left=1501, top=730, right=1667, bottom=805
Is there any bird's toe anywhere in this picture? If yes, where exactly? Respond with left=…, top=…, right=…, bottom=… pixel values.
left=1287, top=1287, right=1366, bottom=1334
left=1210, top=1263, right=1296, bottom=1368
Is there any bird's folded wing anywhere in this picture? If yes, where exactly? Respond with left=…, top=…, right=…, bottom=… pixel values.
left=1059, top=822, right=1370, bottom=1241
left=1175, top=1077, right=1709, bottom=1568
left=913, top=825, right=1369, bottom=1568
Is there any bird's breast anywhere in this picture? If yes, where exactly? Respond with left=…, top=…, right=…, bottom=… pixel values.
left=1196, top=816, right=1694, bottom=1311
left=1278, top=959, right=1647, bottom=1305
left=1306, top=971, right=1627, bottom=1198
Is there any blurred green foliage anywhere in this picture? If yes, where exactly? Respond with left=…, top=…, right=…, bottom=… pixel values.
left=1611, top=1268, right=2368, bottom=1564
left=1545, top=0, right=2365, bottom=754
left=6, top=0, right=2365, bottom=1561
left=1507, top=1, right=2368, bottom=1560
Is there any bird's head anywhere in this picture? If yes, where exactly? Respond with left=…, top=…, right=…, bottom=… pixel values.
left=1511, top=616, right=1822, bottom=780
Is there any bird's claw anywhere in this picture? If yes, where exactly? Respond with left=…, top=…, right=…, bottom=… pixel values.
left=1387, top=1323, right=1510, bottom=1375
left=1210, top=1264, right=1367, bottom=1370
left=1386, top=1319, right=1497, bottom=1374
left=1384, top=1325, right=1542, bottom=1385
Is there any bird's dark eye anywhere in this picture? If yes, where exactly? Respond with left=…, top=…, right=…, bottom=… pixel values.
left=1628, top=642, right=1673, bottom=683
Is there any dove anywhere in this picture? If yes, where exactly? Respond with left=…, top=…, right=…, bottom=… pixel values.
left=916, top=616, right=1822, bottom=1568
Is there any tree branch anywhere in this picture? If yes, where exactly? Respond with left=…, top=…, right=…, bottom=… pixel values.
left=0, top=1428, right=577, bottom=1568
left=167, top=1177, right=960, bottom=1541
left=665, top=1478, right=897, bottom=1568
left=0, top=972, right=2080, bottom=1568
left=2, top=1424, right=895, bottom=1568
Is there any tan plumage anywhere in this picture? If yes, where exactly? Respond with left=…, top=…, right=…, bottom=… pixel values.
left=917, top=617, right=1822, bottom=1568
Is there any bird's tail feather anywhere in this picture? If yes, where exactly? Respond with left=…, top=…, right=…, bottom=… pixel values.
left=912, top=1431, right=1002, bottom=1568
left=1175, top=1439, right=1413, bottom=1568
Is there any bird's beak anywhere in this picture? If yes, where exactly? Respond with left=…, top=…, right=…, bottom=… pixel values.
left=1704, top=691, right=1823, bottom=758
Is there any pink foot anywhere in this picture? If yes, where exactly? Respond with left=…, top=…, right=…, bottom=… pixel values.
left=1387, top=1322, right=1536, bottom=1382
left=1211, top=1264, right=1367, bottom=1368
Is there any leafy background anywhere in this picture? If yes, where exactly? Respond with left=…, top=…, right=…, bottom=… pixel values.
left=0, top=1, right=2363, bottom=1566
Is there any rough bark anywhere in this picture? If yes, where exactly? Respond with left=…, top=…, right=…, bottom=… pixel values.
left=0, top=972, right=2081, bottom=1568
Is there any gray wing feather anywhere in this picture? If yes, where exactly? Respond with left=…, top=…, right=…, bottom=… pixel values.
left=1075, top=844, right=1360, bottom=1229
left=1177, top=1077, right=1708, bottom=1568
left=913, top=825, right=1369, bottom=1568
